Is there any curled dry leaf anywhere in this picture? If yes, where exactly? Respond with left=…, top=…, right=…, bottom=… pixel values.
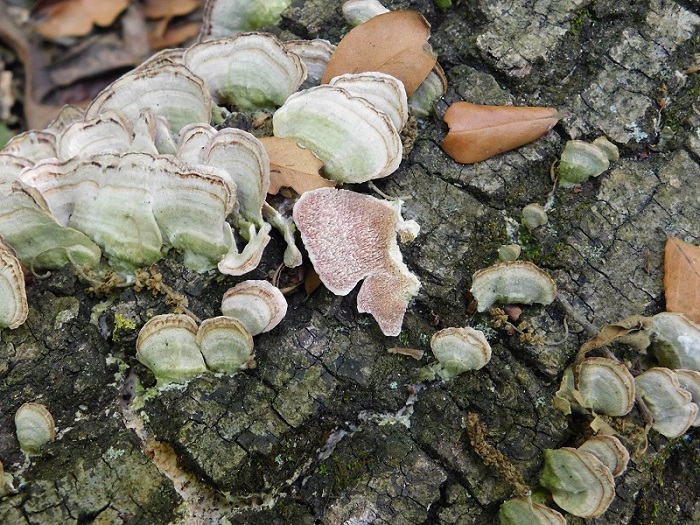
left=320, top=10, right=437, bottom=95
left=143, top=0, right=203, bottom=19
left=441, top=102, right=559, bottom=164
left=665, top=237, right=700, bottom=323
left=260, top=137, right=335, bottom=195
left=32, top=0, right=129, bottom=39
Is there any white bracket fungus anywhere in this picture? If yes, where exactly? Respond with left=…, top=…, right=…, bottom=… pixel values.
left=650, top=312, right=700, bottom=371
left=273, top=84, right=402, bottom=183
left=557, top=136, right=619, bottom=188
left=137, top=313, right=256, bottom=387
left=578, top=435, right=630, bottom=477
left=675, top=369, right=700, bottom=427
left=576, top=357, right=636, bottom=417
left=282, top=39, right=336, bottom=89
left=86, top=60, right=212, bottom=138
left=430, top=327, right=492, bottom=379
left=498, top=496, right=566, bottom=525
left=470, top=260, right=557, bottom=312
left=342, top=0, right=390, bottom=27
left=0, top=182, right=102, bottom=271
left=0, top=238, right=28, bottom=330
left=540, top=447, right=616, bottom=518
left=293, top=188, right=420, bottom=336
left=15, top=402, right=56, bottom=456
left=184, top=33, right=307, bottom=111
left=199, top=0, right=292, bottom=40
left=220, top=280, right=287, bottom=336
left=635, top=367, right=699, bottom=438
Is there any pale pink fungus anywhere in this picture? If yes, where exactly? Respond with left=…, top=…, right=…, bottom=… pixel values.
left=293, top=187, right=420, bottom=336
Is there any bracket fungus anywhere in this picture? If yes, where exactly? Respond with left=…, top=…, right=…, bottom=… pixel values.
left=575, top=357, right=636, bottom=417
left=650, top=312, right=700, bottom=371
left=675, top=370, right=700, bottom=427
left=273, top=84, right=402, bottom=183
left=283, top=39, right=336, bottom=89
left=136, top=313, right=257, bottom=386
left=635, top=367, right=699, bottom=438
left=498, top=496, right=566, bottom=525
left=557, top=136, right=619, bottom=188
left=540, top=447, right=616, bottom=518
left=578, top=435, right=630, bottom=478
left=199, top=0, right=292, bottom=39
left=220, top=280, right=287, bottom=336
left=470, top=260, right=557, bottom=312
left=0, top=238, right=28, bottom=330
left=430, top=327, right=492, bottom=379
left=15, top=402, right=56, bottom=456
left=293, top=187, right=420, bottom=336
left=342, top=0, right=390, bottom=27
left=184, top=33, right=307, bottom=111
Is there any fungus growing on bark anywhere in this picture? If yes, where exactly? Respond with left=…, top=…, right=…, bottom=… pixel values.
left=635, top=367, right=698, bottom=438
left=342, top=0, right=389, bottom=26
left=15, top=402, right=56, bottom=456
left=282, top=39, right=335, bottom=89
left=498, top=496, right=566, bottom=525
left=578, top=435, right=630, bottom=477
left=576, top=357, right=636, bottom=417
left=556, top=136, right=619, bottom=188
left=430, top=327, right=492, bottom=379
left=540, top=447, right=616, bottom=518
left=675, top=369, right=700, bottom=426
left=293, top=187, right=420, bottom=336
left=199, top=0, right=293, bottom=40
left=273, top=84, right=402, bottom=183
left=470, top=260, right=557, bottom=312
left=0, top=238, right=28, bottom=330
left=220, top=280, right=287, bottom=336
left=650, top=312, right=700, bottom=371
left=183, top=33, right=307, bottom=110
left=197, top=316, right=255, bottom=373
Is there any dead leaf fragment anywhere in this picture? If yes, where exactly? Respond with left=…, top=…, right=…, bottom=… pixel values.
left=578, top=314, right=653, bottom=358
left=32, top=0, right=129, bottom=39
left=321, top=11, right=437, bottom=95
left=441, top=102, right=559, bottom=164
left=143, top=0, right=202, bottom=19
left=261, top=137, right=335, bottom=195
left=665, top=237, right=700, bottom=323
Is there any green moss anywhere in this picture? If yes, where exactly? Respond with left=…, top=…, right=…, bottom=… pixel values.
left=517, top=226, right=542, bottom=263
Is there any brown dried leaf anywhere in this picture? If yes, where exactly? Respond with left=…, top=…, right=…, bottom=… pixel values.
left=321, top=11, right=436, bottom=95
left=578, top=315, right=653, bottom=358
left=33, top=0, right=129, bottom=39
left=665, top=237, right=700, bottom=323
left=304, top=266, right=322, bottom=297
left=441, top=102, right=559, bottom=164
left=143, top=0, right=202, bottom=19
left=261, top=137, right=335, bottom=196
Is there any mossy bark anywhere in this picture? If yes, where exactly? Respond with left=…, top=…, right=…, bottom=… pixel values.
left=2, top=0, right=700, bottom=523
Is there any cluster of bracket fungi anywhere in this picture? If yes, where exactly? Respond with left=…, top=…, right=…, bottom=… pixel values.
left=2, top=0, right=700, bottom=523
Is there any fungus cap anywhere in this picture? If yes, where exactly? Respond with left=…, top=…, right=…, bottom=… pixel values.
left=576, top=357, right=635, bottom=417
left=273, top=84, right=402, bottom=183
left=498, top=496, right=566, bottom=525
left=136, top=314, right=208, bottom=385
left=282, top=39, right=335, bottom=89
left=0, top=238, right=28, bottom=330
left=470, top=260, right=556, bottom=312
left=578, top=435, right=630, bottom=477
left=184, top=33, right=306, bottom=110
left=15, top=402, right=56, bottom=455
left=431, top=327, right=491, bottom=379
left=197, top=316, right=255, bottom=373
left=220, top=280, right=287, bottom=335
left=675, top=369, right=700, bottom=426
left=540, top=447, right=615, bottom=518
left=293, top=188, right=420, bottom=336
left=557, top=139, right=610, bottom=188
left=650, top=312, right=700, bottom=371
left=635, top=367, right=699, bottom=438
left=342, top=0, right=390, bottom=26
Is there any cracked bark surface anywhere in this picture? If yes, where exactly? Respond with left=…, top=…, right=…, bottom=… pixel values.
left=2, top=0, right=700, bottom=523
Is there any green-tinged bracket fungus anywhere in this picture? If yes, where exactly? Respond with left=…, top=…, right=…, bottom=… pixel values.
left=273, top=84, right=403, bottom=183
left=136, top=313, right=257, bottom=387
left=293, top=187, right=420, bottom=336
left=650, top=312, right=700, bottom=371
left=430, top=327, right=492, bottom=380
left=556, top=136, right=619, bottom=188
left=199, top=0, right=293, bottom=39
left=539, top=447, right=616, bottom=518
left=635, top=367, right=699, bottom=438
left=470, top=260, right=557, bottom=312
left=498, top=496, right=566, bottom=525
left=220, top=279, right=287, bottom=336
left=0, top=237, right=28, bottom=330
left=15, top=402, right=56, bottom=456
left=578, top=435, right=630, bottom=477
left=555, top=357, right=635, bottom=417
left=342, top=0, right=390, bottom=27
